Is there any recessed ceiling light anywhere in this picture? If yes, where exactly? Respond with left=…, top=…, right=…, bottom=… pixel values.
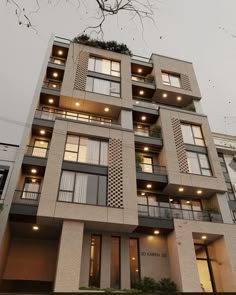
left=33, top=225, right=39, bottom=231
left=146, top=184, right=152, bottom=188
left=104, top=107, right=109, bottom=112
left=144, top=147, right=149, bottom=151
left=178, top=187, right=184, bottom=192
left=186, top=200, right=191, bottom=204
left=75, top=102, right=80, bottom=106
left=162, top=93, right=168, bottom=98
left=137, top=125, right=141, bottom=129
left=154, top=230, right=160, bottom=235
left=136, top=101, right=139, bottom=104
left=137, top=68, right=142, bottom=73
left=141, top=192, right=145, bottom=196
left=135, top=269, right=139, bottom=272
left=31, top=169, right=37, bottom=174
left=40, top=141, right=44, bottom=145
left=201, top=235, right=207, bottom=240
left=177, top=96, right=182, bottom=101
left=58, top=50, right=63, bottom=55
left=48, top=98, right=54, bottom=104
left=40, top=130, right=46, bottom=135
left=197, top=190, right=202, bottom=195
left=53, top=72, right=58, bottom=78
left=52, top=84, right=57, bottom=88
left=31, top=179, right=36, bottom=183
left=141, top=116, right=146, bottom=121
left=139, top=90, right=144, bottom=95
left=132, top=257, right=136, bottom=260
left=169, top=198, right=173, bottom=202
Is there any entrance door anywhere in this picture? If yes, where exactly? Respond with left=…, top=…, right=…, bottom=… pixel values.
left=32, top=140, right=48, bottom=158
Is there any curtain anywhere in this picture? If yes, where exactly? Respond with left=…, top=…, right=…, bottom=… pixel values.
left=58, top=171, right=75, bottom=202
left=100, top=142, right=108, bottom=166
left=74, top=173, right=88, bottom=203
left=87, top=139, right=99, bottom=164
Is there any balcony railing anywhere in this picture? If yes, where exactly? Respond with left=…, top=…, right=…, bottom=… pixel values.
left=35, top=108, right=120, bottom=128
left=134, top=126, right=161, bottom=139
left=43, top=80, right=61, bottom=90
left=138, top=204, right=223, bottom=223
left=131, top=54, right=152, bottom=63
left=14, top=190, right=40, bottom=201
left=49, top=56, right=66, bottom=65
left=25, top=145, right=49, bottom=158
left=132, top=74, right=155, bottom=85
left=136, top=163, right=167, bottom=175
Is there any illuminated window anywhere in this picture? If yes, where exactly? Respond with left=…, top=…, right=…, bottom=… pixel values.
left=89, top=235, right=101, bottom=287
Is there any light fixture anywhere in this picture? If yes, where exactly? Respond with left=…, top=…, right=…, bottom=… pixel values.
left=132, top=257, right=136, bottom=260
left=53, top=72, right=58, bottom=78
left=141, top=116, right=146, bottom=121
left=162, top=93, right=168, bottom=98
left=178, top=187, right=184, bottom=192
left=197, top=190, right=202, bottom=195
left=104, top=107, right=109, bottom=112
left=154, top=230, right=160, bottom=235
left=32, top=225, right=39, bottom=231
left=40, top=141, right=44, bottom=145
left=135, top=269, right=139, bottom=272
left=75, top=102, right=80, bottom=106
left=169, top=198, right=173, bottom=202
left=177, top=96, right=182, bottom=101
left=58, top=50, right=63, bottom=55
left=186, top=200, right=191, bottom=204
left=48, top=98, right=54, bottom=104
left=139, top=90, right=144, bottom=95
left=40, top=130, right=46, bottom=135
left=201, top=235, right=207, bottom=240
left=146, top=184, right=152, bottom=188
left=135, top=101, right=139, bottom=104
left=144, top=146, right=149, bottom=151
left=52, top=84, right=57, bottom=88
left=137, top=68, right=142, bottom=73
left=31, top=179, right=36, bottom=183
left=141, top=192, right=145, bottom=196
left=31, top=169, right=37, bottom=174
left=137, top=125, right=141, bottom=129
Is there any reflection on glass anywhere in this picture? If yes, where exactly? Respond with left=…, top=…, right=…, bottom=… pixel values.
left=32, top=140, right=48, bottom=158
left=129, top=238, right=140, bottom=288
left=89, top=235, right=101, bottom=288
left=197, top=260, right=213, bottom=292
left=111, top=237, right=120, bottom=289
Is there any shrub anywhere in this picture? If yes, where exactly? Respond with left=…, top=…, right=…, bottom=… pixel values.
left=150, top=124, right=162, bottom=138
left=158, top=278, right=177, bottom=292
left=135, top=277, right=158, bottom=292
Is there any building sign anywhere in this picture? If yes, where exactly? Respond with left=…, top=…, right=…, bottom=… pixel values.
left=141, top=251, right=167, bottom=257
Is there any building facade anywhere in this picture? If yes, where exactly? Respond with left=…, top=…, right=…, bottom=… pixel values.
left=0, top=36, right=236, bottom=292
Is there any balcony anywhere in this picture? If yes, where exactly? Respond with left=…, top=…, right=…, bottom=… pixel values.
left=136, top=163, right=166, bottom=175
left=42, top=80, right=61, bottom=91
left=14, top=190, right=40, bottom=201
left=138, top=204, right=223, bottom=223
left=132, top=74, right=155, bottom=85
left=25, top=145, right=49, bottom=158
left=49, top=56, right=66, bottom=66
left=134, top=126, right=163, bottom=147
left=136, top=163, right=168, bottom=187
left=10, top=190, right=39, bottom=216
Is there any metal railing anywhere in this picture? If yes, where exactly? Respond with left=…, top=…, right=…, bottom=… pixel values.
left=131, top=74, right=155, bottom=85
left=131, top=54, right=152, bottom=63
left=49, top=56, right=66, bottom=65
left=14, top=190, right=40, bottom=201
left=42, top=80, right=61, bottom=90
left=134, top=126, right=162, bottom=139
left=138, top=204, right=223, bottom=223
left=136, top=163, right=167, bottom=175
left=25, top=145, right=49, bottom=158
left=54, top=36, right=71, bottom=45
left=133, top=98, right=160, bottom=110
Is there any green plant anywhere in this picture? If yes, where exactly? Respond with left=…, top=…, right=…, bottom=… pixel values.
left=150, top=124, right=162, bottom=138
left=158, top=278, right=177, bottom=292
left=185, top=103, right=195, bottom=112
left=205, top=204, right=219, bottom=213
left=145, top=74, right=155, bottom=83
left=0, top=203, right=3, bottom=211
left=135, top=277, right=158, bottom=292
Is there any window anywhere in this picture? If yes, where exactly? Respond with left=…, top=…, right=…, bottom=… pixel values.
left=32, top=139, right=48, bottom=158
left=181, top=123, right=205, bottom=146
left=64, top=135, right=108, bottom=166
left=187, top=152, right=212, bottom=176
left=0, top=168, right=9, bottom=199
left=89, top=235, right=101, bottom=287
left=134, top=124, right=149, bottom=137
left=58, top=171, right=107, bottom=205
left=141, top=156, right=153, bottom=173
left=22, top=177, right=41, bottom=200
left=162, top=72, right=181, bottom=88
left=86, top=77, right=120, bottom=97
left=129, top=238, right=140, bottom=288
left=110, top=237, right=120, bottom=289
left=88, top=57, right=120, bottom=77
left=226, top=182, right=235, bottom=200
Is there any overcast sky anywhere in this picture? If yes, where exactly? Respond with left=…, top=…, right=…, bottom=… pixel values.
left=0, top=0, right=236, bottom=145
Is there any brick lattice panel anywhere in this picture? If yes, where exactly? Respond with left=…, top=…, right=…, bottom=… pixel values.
left=107, top=138, right=123, bottom=208
left=171, top=118, right=189, bottom=173
left=74, top=51, right=89, bottom=91
left=180, top=74, right=192, bottom=91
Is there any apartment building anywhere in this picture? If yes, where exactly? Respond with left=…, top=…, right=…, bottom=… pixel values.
left=0, top=36, right=236, bottom=293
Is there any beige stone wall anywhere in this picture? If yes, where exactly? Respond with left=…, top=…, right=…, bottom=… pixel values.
left=3, top=238, right=57, bottom=281
left=0, top=223, right=10, bottom=280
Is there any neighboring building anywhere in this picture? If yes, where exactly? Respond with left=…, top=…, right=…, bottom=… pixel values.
left=213, top=132, right=236, bottom=223
left=0, top=36, right=236, bottom=293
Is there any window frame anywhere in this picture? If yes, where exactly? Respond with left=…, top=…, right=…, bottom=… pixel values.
left=161, top=72, right=181, bottom=88
left=86, top=76, right=121, bottom=97
left=0, top=168, right=9, bottom=199
left=181, top=123, right=205, bottom=146
left=88, top=56, right=120, bottom=77
left=187, top=151, right=212, bottom=176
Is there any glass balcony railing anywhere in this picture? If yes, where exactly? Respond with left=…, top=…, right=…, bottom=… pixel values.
left=132, top=74, right=155, bottom=85
left=136, top=163, right=167, bottom=175
left=49, top=56, right=66, bottom=65
left=14, top=190, right=40, bottom=201
left=25, top=146, right=49, bottom=158
left=138, top=204, right=223, bottom=223
left=43, top=80, right=61, bottom=90
left=134, top=126, right=162, bottom=139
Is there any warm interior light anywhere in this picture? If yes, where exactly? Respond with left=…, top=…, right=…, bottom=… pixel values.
left=162, top=93, right=168, bottom=98
left=31, top=169, right=37, bottom=174
left=33, top=225, right=39, bottom=231
left=154, top=230, right=160, bottom=235
left=137, top=125, right=141, bottom=129
left=186, top=200, right=191, bottom=204
left=40, top=130, right=46, bottom=135
left=137, top=68, right=142, bottom=73
left=141, top=116, right=146, bottom=121
left=144, top=147, right=149, bottom=151
left=141, top=192, right=145, bottom=196
left=58, top=50, right=63, bottom=55
left=135, top=101, right=139, bottom=104
left=201, top=235, right=207, bottom=240
left=31, top=179, right=36, bottom=183
left=52, top=84, right=57, bottom=88
left=197, top=190, right=202, bottom=195
left=139, top=90, right=144, bottom=95
left=169, top=198, right=173, bottom=202
left=75, top=102, right=80, bottom=106
left=48, top=98, right=54, bottom=104
left=132, top=257, right=136, bottom=260
left=178, top=187, right=184, bottom=192
left=135, top=269, right=139, bottom=272
left=40, top=141, right=44, bottom=145
left=177, top=96, right=182, bottom=101
left=104, top=107, right=109, bottom=112
left=53, top=72, right=58, bottom=78
left=146, top=184, right=152, bottom=188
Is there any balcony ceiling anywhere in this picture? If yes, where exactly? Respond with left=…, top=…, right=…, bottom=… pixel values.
left=40, top=93, right=60, bottom=107
left=131, top=63, right=153, bottom=76
left=52, top=45, right=68, bottom=59
left=133, top=110, right=158, bottom=125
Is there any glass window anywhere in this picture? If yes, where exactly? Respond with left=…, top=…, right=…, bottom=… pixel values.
left=134, top=124, right=149, bottom=136
left=0, top=169, right=9, bottom=198
left=129, top=239, right=140, bottom=289
left=181, top=123, right=205, bottom=146
left=88, top=57, right=120, bottom=77
left=22, top=177, right=41, bottom=200
left=141, top=157, right=153, bottom=173
left=89, top=235, right=101, bottom=287
left=32, top=140, right=48, bottom=158
left=86, top=77, right=120, bottom=97
left=162, top=72, right=181, bottom=88
left=110, top=237, right=120, bottom=289
left=187, top=152, right=212, bottom=176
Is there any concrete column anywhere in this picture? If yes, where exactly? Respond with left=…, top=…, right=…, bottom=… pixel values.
left=120, top=237, right=130, bottom=289
left=100, top=235, right=111, bottom=288
left=79, top=233, right=90, bottom=287
left=54, top=220, right=84, bottom=292
left=120, top=110, right=133, bottom=130
left=193, top=100, right=204, bottom=114
left=216, top=193, right=233, bottom=224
